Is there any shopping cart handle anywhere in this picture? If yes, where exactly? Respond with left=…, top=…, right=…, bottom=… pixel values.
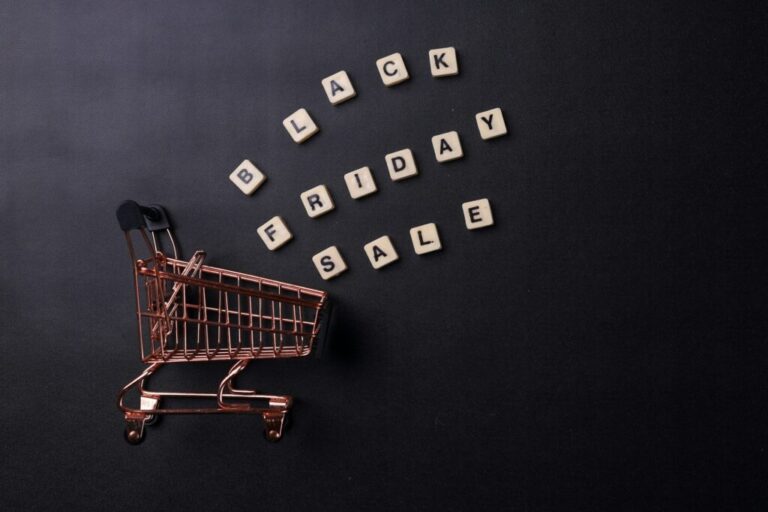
left=117, top=200, right=170, bottom=232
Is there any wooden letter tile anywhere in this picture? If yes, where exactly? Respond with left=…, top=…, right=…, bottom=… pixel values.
left=344, top=166, right=378, bottom=199
left=376, top=52, right=409, bottom=86
left=431, top=131, right=463, bottom=162
left=409, top=223, right=442, bottom=255
left=364, top=235, right=399, bottom=269
left=462, top=199, right=494, bottom=230
left=322, top=70, right=357, bottom=105
left=229, top=159, right=266, bottom=195
left=475, top=107, right=508, bottom=140
left=385, top=148, right=418, bottom=181
left=429, top=47, right=459, bottom=77
left=312, top=246, right=348, bottom=280
left=257, top=216, right=293, bottom=250
left=300, top=185, right=335, bottom=218
left=283, top=108, right=319, bottom=143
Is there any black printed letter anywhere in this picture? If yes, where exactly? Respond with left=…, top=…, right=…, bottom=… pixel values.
left=417, top=230, right=434, bottom=246
left=330, top=80, right=345, bottom=96
left=372, top=245, right=387, bottom=261
left=237, top=168, right=253, bottom=183
left=480, top=114, right=494, bottom=130
left=320, top=255, right=335, bottom=272
left=433, top=52, right=448, bottom=68
left=307, top=194, right=323, bottom=211
left=391, top=156, right=406, bottom=172
left=383, top=60, right=398, bottom=76
left=290, top=119, right=306, bottom=133
left=264, top=224, right=277, bottom=241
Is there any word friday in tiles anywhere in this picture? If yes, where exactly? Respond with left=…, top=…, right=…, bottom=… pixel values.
left=226, top=46, right=506, bottom=280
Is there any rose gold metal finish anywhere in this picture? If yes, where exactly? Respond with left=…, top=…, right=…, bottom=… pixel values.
left=118, top=226, right=327, bottom=444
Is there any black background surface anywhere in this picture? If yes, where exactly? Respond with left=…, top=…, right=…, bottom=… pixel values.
left=1, top=1, right=766, bottom=510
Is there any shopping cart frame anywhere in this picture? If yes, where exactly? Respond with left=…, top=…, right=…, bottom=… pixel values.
left=116, top=201, right=328, bottom=444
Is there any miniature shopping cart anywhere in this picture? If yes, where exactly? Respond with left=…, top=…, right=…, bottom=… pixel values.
left=116, top=200, right=328, bottom=444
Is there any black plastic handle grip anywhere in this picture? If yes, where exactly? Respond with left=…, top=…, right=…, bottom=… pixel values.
left=117, top=200, right=167, bottom=231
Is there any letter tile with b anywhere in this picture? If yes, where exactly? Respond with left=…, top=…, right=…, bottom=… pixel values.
left=229, top=159, right=266, bottom=195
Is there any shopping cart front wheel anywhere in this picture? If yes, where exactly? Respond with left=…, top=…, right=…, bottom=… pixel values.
left=124, top=421, right=144, bottom=445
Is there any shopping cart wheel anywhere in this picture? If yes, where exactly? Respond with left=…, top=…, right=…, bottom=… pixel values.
left=264, top=429, right=281, bottom=442
left=124, top=420, right=145, bottom=445
left=262, top=411, right=288, bottom=442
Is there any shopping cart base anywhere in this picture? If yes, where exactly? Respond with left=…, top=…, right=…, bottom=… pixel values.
left=119, top=361, right=293, bottom=444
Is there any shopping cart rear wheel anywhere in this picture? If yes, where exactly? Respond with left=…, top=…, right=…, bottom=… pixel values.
left=264, top=429, right=282, bottom=442
left=262, top=411, right=290, bottom=442
left=124, top=422, right=145, bottom=445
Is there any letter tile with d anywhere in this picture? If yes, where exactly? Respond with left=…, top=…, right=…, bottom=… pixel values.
left=385, top=148, right=418, bottom=181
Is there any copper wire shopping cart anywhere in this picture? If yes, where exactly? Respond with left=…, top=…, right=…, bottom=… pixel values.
left=116, top=201, right=328, bottom=444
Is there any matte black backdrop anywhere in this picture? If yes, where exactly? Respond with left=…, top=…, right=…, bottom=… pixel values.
left=1, top=1, right=765, bottom=510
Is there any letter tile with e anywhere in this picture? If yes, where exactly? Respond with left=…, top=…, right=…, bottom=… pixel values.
left=462, top=199, right=494, bottom=230
left=475, top=108, right=508, bottom=140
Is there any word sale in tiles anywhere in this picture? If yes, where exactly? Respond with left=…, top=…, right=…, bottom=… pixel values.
left=227, top=46, right=507, bottom=281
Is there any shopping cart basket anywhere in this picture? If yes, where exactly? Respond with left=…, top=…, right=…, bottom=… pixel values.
left=116, top=200, right=328, bottom=444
